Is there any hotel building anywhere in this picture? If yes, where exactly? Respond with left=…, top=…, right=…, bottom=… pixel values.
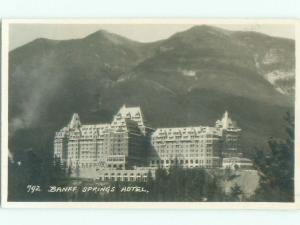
left=54, top=105, right=153, bottom=170
left=54, top=105, right=242, bottom=179
left=149, top=111, right=241, bottom=169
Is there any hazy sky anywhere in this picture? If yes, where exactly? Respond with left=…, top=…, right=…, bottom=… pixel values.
left=9, top=23, right=295, bottom=50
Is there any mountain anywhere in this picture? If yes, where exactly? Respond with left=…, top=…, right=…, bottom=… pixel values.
left=9, top=30, right=153, bottom=130
left=9, top=25, right=295, bottom=157
left=231, top=30, right=295, bottom=96
left=131, top=26, right=294, bottom=105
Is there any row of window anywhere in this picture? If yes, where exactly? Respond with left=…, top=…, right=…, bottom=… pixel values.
left=157, top=153, right=212, bottom=157
left=153, top=134, right=215, bottom=139
left=98, top=176, right=147, bottom=182
left=154, top=147, right=212, bottom=151
left=152, top=143, right=210, bottom=147
left=150, top=159, right=213, bottom=164
left=154, top=147, right=213, bottom=153
left=68, top=162, right=124, bottom=168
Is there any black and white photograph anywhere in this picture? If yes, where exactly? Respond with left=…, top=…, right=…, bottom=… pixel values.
left=1, top=19, right=299, bottom=208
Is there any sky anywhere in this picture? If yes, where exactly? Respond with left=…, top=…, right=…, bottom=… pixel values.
left=9, top=23, right=295, bottom=50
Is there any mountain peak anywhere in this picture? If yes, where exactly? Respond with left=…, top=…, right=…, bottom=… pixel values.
left=182, top=25, right=233, bottom=36
left=84, top=29, right=138, bottom=45
left=167, top=25, right=234, bottom=44
left=30, top=37, right=60, bottom=46
left=86, top=29, right=110, bottom=36
left=85, top=29, right=116, bottom=40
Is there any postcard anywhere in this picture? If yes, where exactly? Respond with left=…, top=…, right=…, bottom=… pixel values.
left=1, top=19, right=299, bottom=208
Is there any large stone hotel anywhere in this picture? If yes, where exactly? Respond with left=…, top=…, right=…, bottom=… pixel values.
left=54, top=105, right=243, bottom=180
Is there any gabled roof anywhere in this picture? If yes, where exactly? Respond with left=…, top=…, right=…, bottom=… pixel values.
left=216, top=111, right=240, bottom=130
left=117, top=104, right=142, bottom=118
left=112, top=104, right=145, bottom=127
left=68, top=113, right=81, bottom=129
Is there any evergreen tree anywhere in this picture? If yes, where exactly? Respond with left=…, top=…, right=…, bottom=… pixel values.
left=67, top=166, right=73, bottom=178
left=229, top=183, right=243, bottom=201
left=75, top=165, right=80, bottom=177
left=253, top=112, right=294, bottom=202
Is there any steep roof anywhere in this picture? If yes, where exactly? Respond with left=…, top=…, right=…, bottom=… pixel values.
left=112, top=104, right=145, bottom=127
left=68, top=113, right=81, bottom=129
left=216, top=111, right=240, bottom=130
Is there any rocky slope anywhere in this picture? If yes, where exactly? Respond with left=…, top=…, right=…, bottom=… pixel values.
left=9, top=25, right=295, bottom=157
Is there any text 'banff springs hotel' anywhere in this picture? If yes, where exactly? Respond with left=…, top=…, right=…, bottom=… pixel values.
left=54, top=105, right=243, bottom=179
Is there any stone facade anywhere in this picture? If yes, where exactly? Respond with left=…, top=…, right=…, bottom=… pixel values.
left=149, top=126, right=223, bottom=168
left=54, top=106, right=242, bottom=176
left=149, top=111, right=241, bottom=169
left=54, top=105, right=153, bottom=170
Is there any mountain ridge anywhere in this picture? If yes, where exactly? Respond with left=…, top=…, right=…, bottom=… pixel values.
left=9, top=25, right=295, bottom=157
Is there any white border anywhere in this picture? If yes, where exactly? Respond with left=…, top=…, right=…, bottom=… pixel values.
left=1, top=18, right=300, bottom=209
